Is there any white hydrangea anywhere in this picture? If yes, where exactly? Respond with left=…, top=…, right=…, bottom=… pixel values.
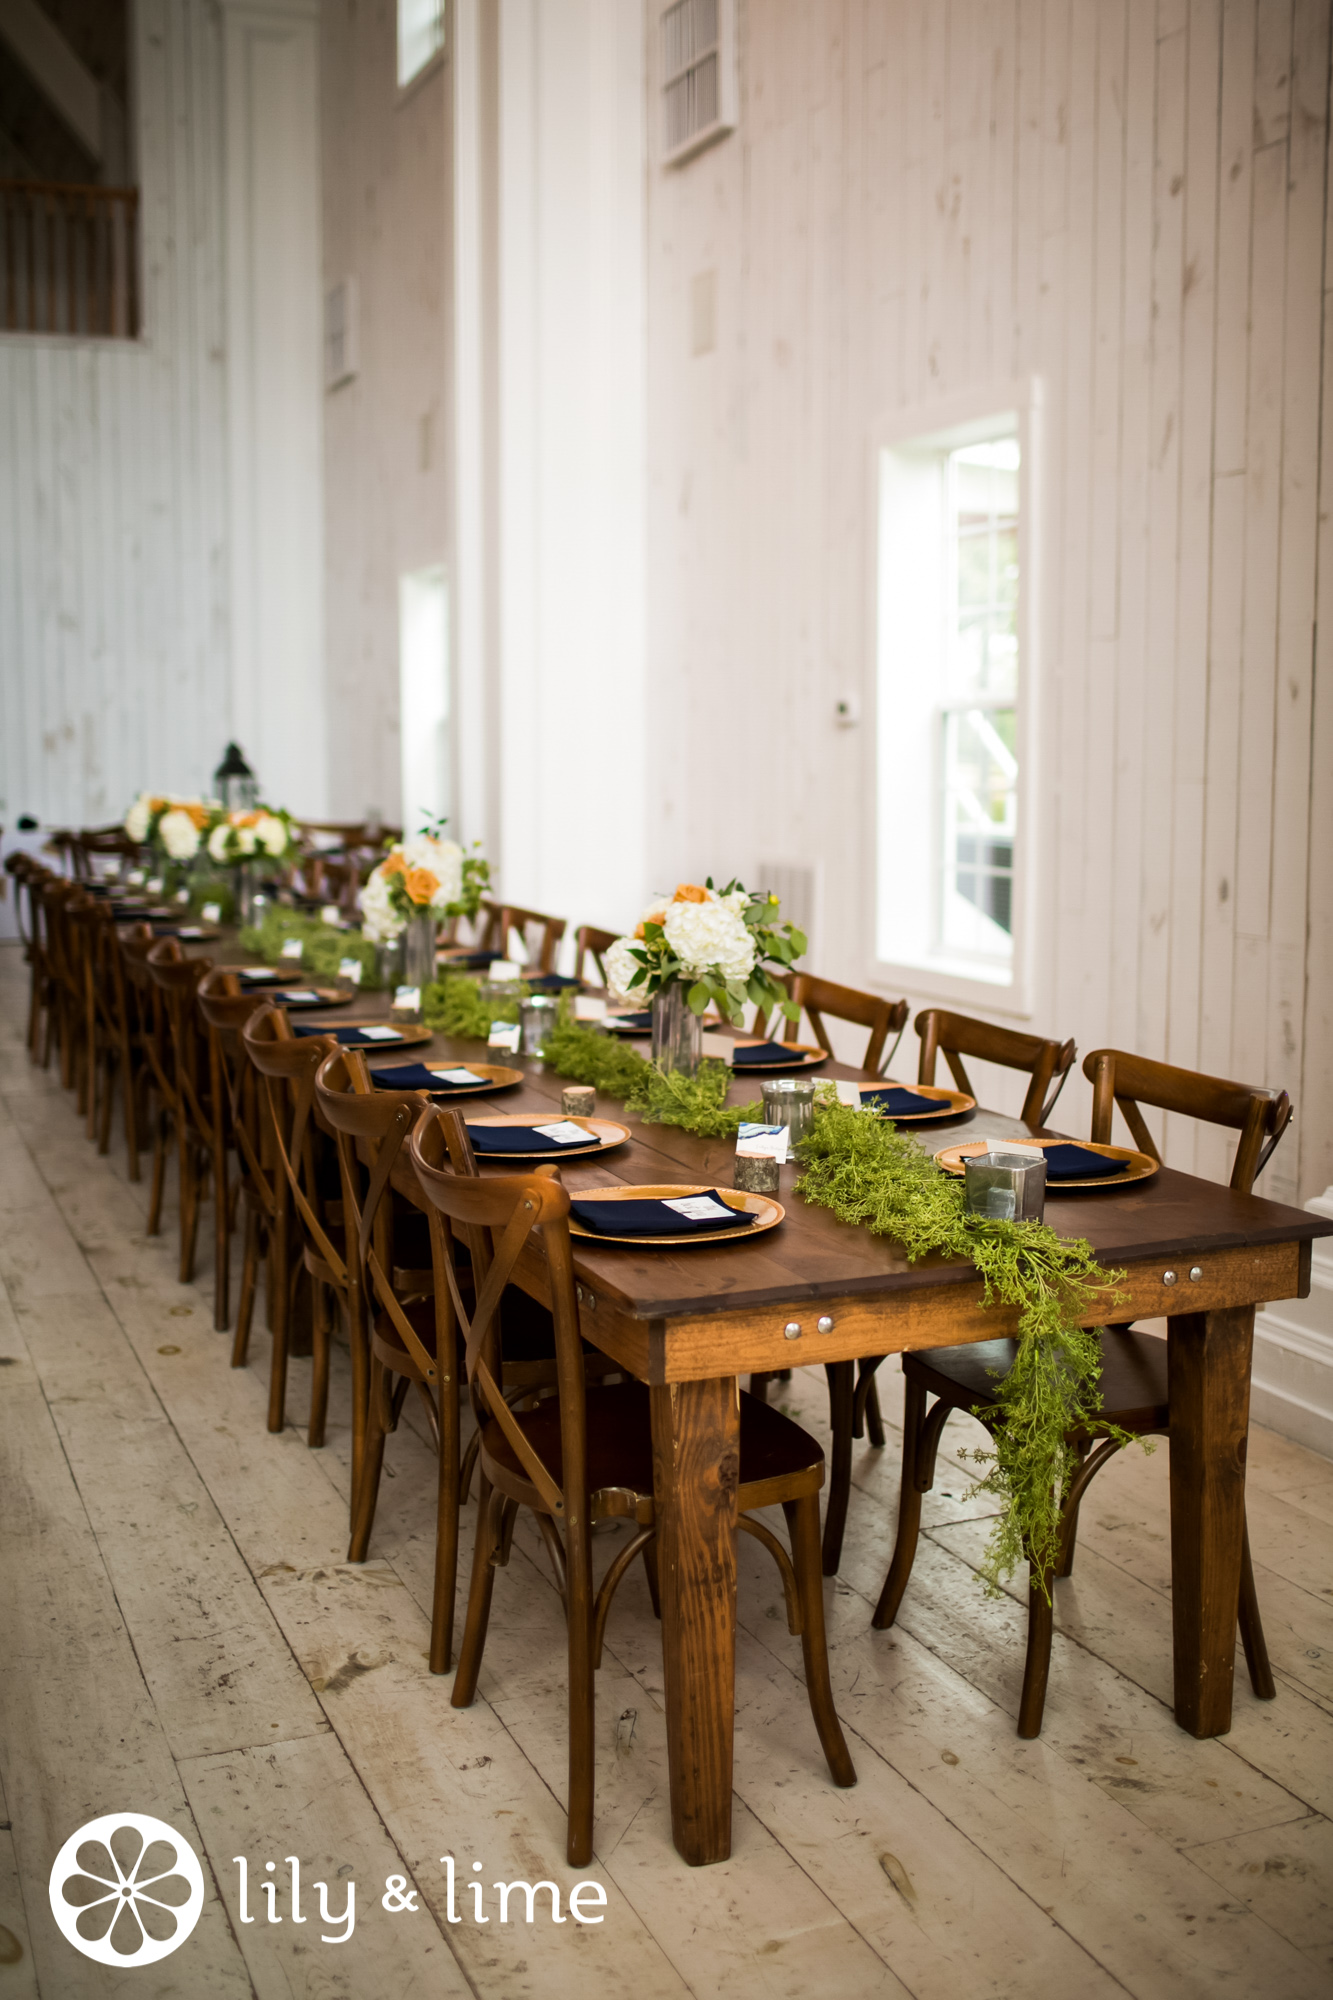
left=207, top=821, right=231, bottom=863
left=400, top=833, right=464, bottom=908
left=124, top=793, right=152, bottom=842
left=358, top=866, right=401, bottom=943
left=662, top=892, right=755, bottom=983
left=603, top=935, right=644, bottom=1001
left=255, top=814, right=289, bottom=858
left=157, top=808, right=201, bottom=861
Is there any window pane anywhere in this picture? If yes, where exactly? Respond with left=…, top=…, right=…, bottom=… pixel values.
left=946, top=439, right=1019, bottom=700
left=941, top=705, right=1017, bottom=955
left=398, top=0, right=445, bottom=87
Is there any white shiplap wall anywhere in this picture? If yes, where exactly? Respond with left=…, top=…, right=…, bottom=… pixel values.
left=643, top=0, right=1332, bottom=1207
left=0, top=0, right=231, bottom=826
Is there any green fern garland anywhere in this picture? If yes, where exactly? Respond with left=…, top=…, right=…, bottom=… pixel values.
left=795, top=1104, right=1127, bottom=1596
left=238, top=907, right=381, bottom=986
left=421, top=973, right=526, bottom=1040
left=539, top=1018, right=763, bottom=1134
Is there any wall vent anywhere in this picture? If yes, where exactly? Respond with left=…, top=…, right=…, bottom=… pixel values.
left=758, top=860, right=821, bottom=968
left=661, top=0, right=736, bottom=167
left=324, top=276, right=359, bottom=391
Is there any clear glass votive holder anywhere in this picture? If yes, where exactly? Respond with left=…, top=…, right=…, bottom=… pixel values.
left=963, top=1151, right=1047, bottom=1223
left=519, top=995, right=558, bottom=1055
left=760, top=1077, right=817, bottom=1147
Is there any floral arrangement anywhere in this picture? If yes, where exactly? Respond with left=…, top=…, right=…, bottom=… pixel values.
left=603, top=879, right=806, bottom=1024
left=206, top=806, right=294, bottom=864
left=358, top=828, right=489, bottom=943
left=123, top=793, right=217, bottom=863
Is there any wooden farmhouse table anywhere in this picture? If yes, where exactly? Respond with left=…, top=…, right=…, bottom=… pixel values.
left=202, top=948, right=1333, bottom=1867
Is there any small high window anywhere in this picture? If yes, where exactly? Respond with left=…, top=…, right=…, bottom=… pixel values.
left=398, top=0, right=445, bottom=89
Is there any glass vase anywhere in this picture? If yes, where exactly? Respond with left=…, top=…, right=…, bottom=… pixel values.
left=651, top=982, right=702, bottom=1077
left=402, top=911, right=439, bottom=993
left=233, top=861, right=261, bottom=926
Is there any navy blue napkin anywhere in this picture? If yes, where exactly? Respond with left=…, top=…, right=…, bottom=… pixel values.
left=525, top=972, right=582, bottom=992
left=730, top=1040, right=812, bottom=1067
left=439, top=951, right=493, bottom=969
left=469, top=1123, right=592, bottom=1155
left=294, top=1023, right=405, bottom=1048
left=605, top=1009, right=652, bottom=1033
left=570, top=1192, right=755, bottom=1238
left=370, top=1062, right=486, bottom=1091
left=1041, top=1143, right=1130, bottom=1181
left=860, top=1085, right=948, bottom=1117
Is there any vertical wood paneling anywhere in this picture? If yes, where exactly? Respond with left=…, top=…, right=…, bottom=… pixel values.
left=0, top=0, right=230, bottom=827
left=645, top=0, right=1332, bottom=1195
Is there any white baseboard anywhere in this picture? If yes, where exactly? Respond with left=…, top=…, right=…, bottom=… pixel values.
left=1251, top=1188, right=1333, bottom=1463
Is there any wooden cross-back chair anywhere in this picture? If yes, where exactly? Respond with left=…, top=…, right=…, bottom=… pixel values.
left=874, top=1049, right=1288, bottom=1738
left=408, top=1106, right=857, bottom=1866
left=36, top=875, right=87, bottom=1093
left=917, top=1007, right=1077, bottom=1132
left=69, top=900, right=135, bottom=1161
left=198, top=972, right=284, bottom=1365
left=758, top=972, right=910, bottom=1076
left=146, top=941, right=219, bottom=1304
left=494, top=901, right=568, bottom=974
left=573, top=924, right=619, bottom=984
left=7, top=855, right=55, bottom=1063
left=241, top=1006, right=345, bottom=1445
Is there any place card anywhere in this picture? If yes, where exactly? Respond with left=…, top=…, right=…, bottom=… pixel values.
left=574, top=995, right=607, bottom=1022
left=126, top=869, right=146, bottom=886
left=240, top=966, right=280, bottom=980
left=663, top=1194, right=738, bottom=1224
left=177, top=926, right=204, bottom=940
left=736, top=1122, right=789, bottom=1163
left=836, top=1080, right=862, bottom=1107
left=278, top=990, right=319, bottom=1003
left=338, top=957, right=363, bottom=986
left=280, top=938, right=304, bottom=960
left=433, top=1067, right=485, bottom=1085
left=533, top=1121, right=595, bottom=1147
left=488, top=1021, right=521, bottom=1052
left=487, top=960, right=522, bottom=982
left=393, top=985, right=421, bottom=1010
left=175, top=888, right=190, bottom=905
left=320, top=904, right=342, bottom=926
left=360, top=1026, right=403, bottom=1042
left=700, top=1031, right=734, bottom=1060
left=201, top=902, right=222, bottom=925
left=146, top=876, right=164, bottom=894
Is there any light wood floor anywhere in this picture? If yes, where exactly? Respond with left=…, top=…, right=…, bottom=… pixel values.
left=1, top=945, right=1331, bottom=2000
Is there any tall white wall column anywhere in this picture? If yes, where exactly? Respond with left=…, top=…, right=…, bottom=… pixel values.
left=219, top=0, right=326, bottom=814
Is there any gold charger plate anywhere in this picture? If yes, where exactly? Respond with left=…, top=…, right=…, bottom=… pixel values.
left=318, top=1022, right=435, bottom=1051
left=265, top=984, right=351, bottom=1011
left=858, top=1083, right=975, bottom=1122
left=566, top=1182, right=784, bottom=1248
left=727, top=1040, right=829, bottom=1073
left=933, top=1137, right=1160, bottom=1190
left=367, top=1057, right=524, bottom=1092
left=464, top=1113, right=630, bottom=1161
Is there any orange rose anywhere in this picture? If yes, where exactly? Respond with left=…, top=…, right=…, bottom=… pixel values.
left=672, top=883, right=708, bottom=904
left=380, top=850, right=408, bottom=879
left=186, top=803, right=211, bottom=828
left=405, top=867, right=439, bottom=905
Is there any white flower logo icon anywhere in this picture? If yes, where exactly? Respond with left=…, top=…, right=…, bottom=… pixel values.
left=49, top=1813, right=204, bottom=1966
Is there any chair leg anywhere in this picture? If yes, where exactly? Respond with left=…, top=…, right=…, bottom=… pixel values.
left=564, top=1508, right=597, bottom=1867
left=452, top=1477, right=502, bottom=1709
left=873, top=1375, right=930, bottom=1629
left=641, top=1536, right=662, bottom=1619
left=266, top=1267, right=291, bottom=1435
left=1056, top=1441, right=1091, bottom=1578
left=1238, top=1517, right=1276, bottom=1701
left=122, top=1038, right=141, bottom=1181
left=430, top=1355, right=461, bottom=1675
left=307, top=1280, right=331, bottom=1450
left=821, top=1360, right=856, bottom=1575
left=783, top=1494, right=857, bottom=1787
left=748, top=1372, right=772, bottom=1404
left=1017, top=1559, right=1055, bottom=1738
left=212, top=1143, right=230, bottom=1333
left=348, top=1356, right=391, bottom=1561
left=233, top=1208, right=260, bottom=1368
left=146, top=1110, right=168, bottom=1237
left=858, top=1361, right=887, bottom=1448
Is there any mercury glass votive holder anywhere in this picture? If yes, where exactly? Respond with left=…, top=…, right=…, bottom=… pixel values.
left=734, top=1155, right=781, bottom=1195
left=562, top=1086, right=596, bottom=1118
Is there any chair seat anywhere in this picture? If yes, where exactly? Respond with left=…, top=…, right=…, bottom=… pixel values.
left=374, top=1288, right=561, bottom=1371
left=481, top=1383, right=826, bottom=1510
left=904, top=1327, right=1169, bottom=1435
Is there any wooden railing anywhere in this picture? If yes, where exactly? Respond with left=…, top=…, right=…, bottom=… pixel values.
left=0, top=181, right=140, bottom=339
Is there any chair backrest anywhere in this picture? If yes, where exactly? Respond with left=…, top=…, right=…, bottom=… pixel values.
left=574, top=924, right=619, bottom=984
left=1082, top=1048, right=1292, bottom=1193
left=916, top=1008, right=1076, bottom=1131
left=409, top=1107, right=585, bottom=1524
left=147, top=940, right=215, bottom=1131
left=495, top=902, right=567, bottom=974
left=242, top=1005, right=345, bottom=1282
left=767, top=972, right=908, bottom=1075
left=198, top=975, right=275, bottom=1202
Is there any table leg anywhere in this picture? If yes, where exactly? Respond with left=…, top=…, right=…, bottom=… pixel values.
left=1167, top=1306, right=1255, bottom=1736
left=649, top=1376, right=739, bottom=1866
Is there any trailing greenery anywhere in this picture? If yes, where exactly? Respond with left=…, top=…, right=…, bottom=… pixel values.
left=237, top=907, right=382, bottom=987
left=421, top=973, right=526, bottom=1040
left=539, top=1019, right=764, bottom=1135
left=794, top=1103, right=1127, bottom=1597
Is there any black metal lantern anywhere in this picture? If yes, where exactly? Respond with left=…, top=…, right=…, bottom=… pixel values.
left=214, top=742, right=258, bottom=811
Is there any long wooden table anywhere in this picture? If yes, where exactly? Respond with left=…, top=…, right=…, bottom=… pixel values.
left=200, top=953, right=1333, bottom=1866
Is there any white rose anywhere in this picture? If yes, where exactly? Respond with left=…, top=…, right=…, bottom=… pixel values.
left=207, top=822, right=231, bottom=863
left=158, top=808, right=201, bottom=861
left=662, top=896, right=755, bottom=983
left=603, top=936, right=644, bottom=1001
left=255, top=814, right=288, bottom=858
left=125, top=794, right=151, bottom=842
left=359, top=866, right=403, bottom=942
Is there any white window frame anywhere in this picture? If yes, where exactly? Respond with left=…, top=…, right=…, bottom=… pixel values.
left=868, top=382, right=1042, bottom=1019
left=659, top=0, right=737, bottom=168
left=397, top=0, right=446, bottom=96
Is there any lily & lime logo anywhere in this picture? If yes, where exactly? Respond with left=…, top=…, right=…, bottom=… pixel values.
left=48, top=1813, right=205, bottom=1966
